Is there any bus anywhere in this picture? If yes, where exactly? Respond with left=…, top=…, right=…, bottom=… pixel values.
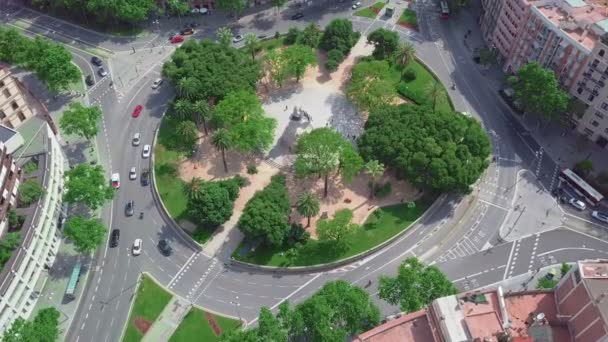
left=65, top=261, right=81, bottom=300
left=440, top=1, right=449, bottom=19
left=559, top=168, right=604, bottom=206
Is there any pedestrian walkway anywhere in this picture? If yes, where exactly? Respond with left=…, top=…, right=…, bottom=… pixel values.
left=141, top=296, right=191, bottom=342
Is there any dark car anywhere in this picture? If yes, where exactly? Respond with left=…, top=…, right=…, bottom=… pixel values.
left=125, top=200, right=134, bottom=216
left=291, top=12, right=304, bottom=20
left=141, top=169, right=150, bottom=186
left=158, top=239, right=172, bottom=256
left=91, top=56, right=103, bottom=66
left=85, top=75, right=94, bottom=86
left=97, top=67, right=108, bottom=77
left=181, top=28, right=194, bottom=35
left=110, top=229, right=120, bottom=247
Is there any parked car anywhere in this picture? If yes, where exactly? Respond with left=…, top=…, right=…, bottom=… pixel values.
left=171, top=35, right=184, bottom=44
left=181, top=28, right=194, bottom=35
left=97, top=67, right=108, bottom=77
left=132, top=133, right=141, bottom=146
left=142, top=144, right=151, bottom=158
left=132, top=239, right=142, bottom=256
left=141, top=169, right=150, bottom=186
left=592, top=211, right=608, bottom=223
left=132, top=105, right=143, bottom=118
left=129, top=167, right=137, bottom=180
left=352, top=2, right=361, bottom=9
left=125, top=200, right=135, bottom=216
left=152, top=78, right=163, bottom=89
left=291, top=12, right=304, bottom=20
left=111, top=173, right=120, bottom=188
left=158, top=239, right=172, bottom=256
left=110, top=229, right=120, bottom=247
left=569, top=198, right=587, bottom=211
left=91, top=56, right=103, bottom=66
left=232, top=34, right=244, bottom=43
left=85, top=75, right=94, bottom=86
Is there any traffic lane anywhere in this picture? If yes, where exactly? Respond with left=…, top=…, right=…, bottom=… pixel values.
left=532, top=248, right=608, bottom=272
left=507, top=233, right=541, bottom=277
left=537, top=227, right=608, bottom=255
left=453, top=266, right=506, bottom=292
left=437, top=240, right=512, bottom=281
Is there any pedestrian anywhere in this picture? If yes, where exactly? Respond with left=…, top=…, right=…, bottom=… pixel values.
left=284, top=105, right=288, bottom=111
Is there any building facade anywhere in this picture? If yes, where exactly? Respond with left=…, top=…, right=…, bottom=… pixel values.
left=0, top=68, right=33, bottom=129
left=0, top=139, right=21, bottom=238
left=0, top=124, right=65, bottom=332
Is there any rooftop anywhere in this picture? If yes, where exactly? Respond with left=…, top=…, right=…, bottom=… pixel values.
left=0, top=126, right=17, bottom=144
left=534, top=5, right=601, bottom=50
left=353, top=311, right=435, bottom=342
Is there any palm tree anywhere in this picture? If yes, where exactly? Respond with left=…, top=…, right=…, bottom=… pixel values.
left=365, top=160, right=385, bottom=199
left=212, top=128, right=232, bottom=173
left=176, top=120, right=198, bottom=149
left=244, top=33, right=259, bottom=60
left=177, top=77, right=199, bottom=100
left=395, top=42, right=416, bottom=77
left=193, top=100, right=212, bottom=135
left=173, top=99, right=193, bottom=120
left=425, top=80, right=444, bottom=111
left=183, top=177, right=205, bottom=200
left=296, top=192, right=320, bottom=227
left=216, top=27, right=233, bottom=47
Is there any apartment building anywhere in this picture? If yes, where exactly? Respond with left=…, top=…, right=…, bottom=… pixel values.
left=0, top=138, right=21, bottom=238
left=0, top=123, right=65, bottom=332
left=0, top=68, right=33, bottom=129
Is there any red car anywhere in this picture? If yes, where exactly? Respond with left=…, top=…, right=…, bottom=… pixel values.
left=170, top=35, right=184, bottom=44
left=132, top=105, right=143, bottom=117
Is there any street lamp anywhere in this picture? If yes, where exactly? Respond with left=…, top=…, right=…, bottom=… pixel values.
left=231, top=296, right=242, bottom=322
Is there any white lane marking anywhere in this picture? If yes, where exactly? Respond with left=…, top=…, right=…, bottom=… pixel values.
left=503, top=241, right=516, bottom=280
left=477, top=198, right=510, bottom=211
left=168, top=252, right=198, bottom=288
left=536, top=247, right=599, bottom=257
left=453, top=265, right=507, bottom=282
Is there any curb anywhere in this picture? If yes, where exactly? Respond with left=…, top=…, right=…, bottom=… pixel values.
left=119, top=272, right=144, bottom=342
left=230, top=194, right=446, bottom=274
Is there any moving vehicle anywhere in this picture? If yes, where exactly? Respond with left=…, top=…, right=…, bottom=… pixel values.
left=152, top=78, right=163, bottom=89
left=132, top=133, right=141, bottom=146
left=110, top=229, right=120, bottom=247
left=129, top=167, right=137, bottom=180
left=232, top=35, right=244, bottom=43
left=141, top=169, right=150, bottom=186
left=181, top=28, right=194, bottom=35
left=91, top=56, right=103, bottom=66
left=125, top=200, right=135, bottom=216
left=559, top=169, right=604, bottom=206
left=111, top=173, right=120, bottom=188
left=132, top=239, right=142, bottom=256
left=158, top=239, right=172, bottom=256
left=352, top=2, right=361, bottom=9
left=97, top=67, right=108, bottom=77
left=291, top=12, right=304, bottom=20
left=132, top=105, right=143, bottom=118
left=569, top=198, right=587, bottom=211
left=171, top=35, right=184, bottom=44
left=592, top=211, right=608, bottom=223
left=440, top=1, right=449, bottom=19
left=85, top=75, right=94, bottom=86
left=142, top=144, right=151, bottom=158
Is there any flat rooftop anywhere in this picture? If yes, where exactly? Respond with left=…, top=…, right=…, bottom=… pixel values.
left=353, top=310, right=435, bottom=342
left=535, top=5, right=601, bottom=50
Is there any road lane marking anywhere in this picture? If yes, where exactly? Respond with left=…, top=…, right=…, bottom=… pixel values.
left=536, top=247, right=599, bottom=257
left=168, top=251, right=198, bottom=288
left=503, top=241, right=516, bottom=280
left=477, top=198, right=510, bottom=211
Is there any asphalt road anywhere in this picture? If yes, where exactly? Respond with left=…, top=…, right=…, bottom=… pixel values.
left=3, top=1, right=608, bottom=340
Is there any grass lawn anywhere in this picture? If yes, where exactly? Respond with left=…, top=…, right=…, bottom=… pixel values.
left=399, top=8, right=418, bottom=27
left=123, top=275, right=173, bottom=342
left=354, top=2, right=385, bottom=18
left=169, top=307, right=241, bottom=342
left=258, top=36, right=285, bottom=51
left=234, top=197, right=434, bottom=266
left=397, top=60, right=452, bottom=113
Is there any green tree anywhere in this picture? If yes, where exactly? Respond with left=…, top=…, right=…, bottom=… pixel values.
left=425, top=79, right=444, bottom=111
left=176, top=120, right=198, bottom=150
left=27, top=37, right=80, bottom=92
left=508, top=62, right=569, bottom=121
left=265, top=49, right=289, bottom=88
left=18, top=179, right=44, bottom=206
left=2, top=307, right=60, bottom=342
left=271, top=0, right=288, bottom=13
left=217, top=26, right=234, bottom=47
left=575, top=159, right=593, bottom=176
left=188, top=182, right=234, bottom=227
left=319, top=18, right=360, bottom=55
left=537, top=277, right=558, bottom=289
left=395, top=42, right=416, bottom=75
left=317, top=209, right=355, bottom=246
left=193, top=100, right=213, bottom=135
left=0, top=232, right=20, bottom=268
left=63, top=164, right=115, bottom=210
left=167, top=0, right=190, bottom=16
left=299, top=23, right=322, bottom=48
left=60, top=102, right=102, bottom=141
left=177, top=77, right=201, bottom=100
left=283, top=44, right=316, bottom=82
left=213, top=90, right=276, bottom=153
left=284, top=27, right=301, bottom=45
left=216, top=0, right=248, bottom=16
left=367, top=28, right=399, bottom=60
left=172, top=98, right=193, bottom=120
left=244, top=32, right=259, bottom=60
left=347, top=59, right=397, bottom=112
left=64, top=216, right=106, bottom=254
left=378, top=257, right=457, bottom=313
left=365, top=159, right=385, bottom=198
left=561, top=262, right=572, bottom=277
left=295, top=128, right=363, bottom=198
left=183, top=177, right=206, bottom=201
left=358, top=105, right=491, bottom=193
left=212, top=128, right=232, bottom=173
left=296, top=192, right=320, bottom=227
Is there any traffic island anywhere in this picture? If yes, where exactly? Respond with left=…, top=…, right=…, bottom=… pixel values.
left=354, top=2, right=386, bottom=18
left=169, top=307, right=241, bottom=342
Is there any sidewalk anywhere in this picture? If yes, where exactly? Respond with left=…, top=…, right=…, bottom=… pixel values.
left=141, top=297, right=191, bottom=342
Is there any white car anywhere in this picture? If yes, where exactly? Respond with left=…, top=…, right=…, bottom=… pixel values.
left=232, top=35, right=244, bottom=43
left=592, top=211, right=608, bottom=223
left=129, top=167, right=137, bottom=180
left=142, top=144, right=151, bottom=158
left=152, top=78, right=163, bottom=89
left=132, top=239, right=142, bottom=256
left=352, top=2, right=361, bottom=9
left=132, top=133, right=141, bottom=146
left=460, top=111, right=472, bottom=118
left=111, top=173, right=120, bottom=188
left=569, top=198, right=586, bottom=211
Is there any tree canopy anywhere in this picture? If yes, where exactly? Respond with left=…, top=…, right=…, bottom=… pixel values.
left=59, top=103, right=102, bottom=141
left=162, top=40, right=261, bottom=102
left=358, top=105, right=491, bottom=193
left=2, top=307, right=60, bottom=342
left=215, top=0, right=248, bottom=15
left=283, top=44, right=316, bottom=82
left=63, top=164, right=115, bottom=210
left=317, top=209, right=356, bottom=246
left=347, top=59, right=397, bottom=112
left=367, top=28, right=399, bottom=60
left=188, top=182, right=235, bottom=228
left=508, top=62, right=569, bottom=121
left=295, top=128, right=363, bottom=197
left=319, top=19, right=360, bottom=56
left=64, top=216, right=106, bottom=254
left=378, top=257, right=457, bottom=313
left=31, top=0, right=156, bottom=24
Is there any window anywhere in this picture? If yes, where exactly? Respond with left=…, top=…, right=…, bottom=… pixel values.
left=16, top=111, right=25, bottom=122
left=2, top=89, right=9, bottom=98
left=578, top=87, right=583, bottom=94
left=605, top=127, right=608, bottom=134
left=602, top=102, right=608, bottom=110
left=584, top=128, right=595, bottom=136
left=596, top=111, right=605, bottom=119
left=0, top=81, right=4, bottom=88
left=10, top=101, right=17, bottom=110
left=600, top=50, right=606, bottom=57
left=0, top=111, right=4, bottom=119
left=588, top=95, right=595, bottom=102
left=591, top=120, right=600, bottom=127
left=592, top=59, right=600, bottom=67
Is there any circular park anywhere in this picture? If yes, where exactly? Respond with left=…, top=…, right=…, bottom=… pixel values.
left=153, top=19, right=491, bottom=267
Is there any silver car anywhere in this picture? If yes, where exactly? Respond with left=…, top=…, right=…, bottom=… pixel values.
left=569, top=198, right=586, bottom=211
left=592, top=211, right=608, bottom=223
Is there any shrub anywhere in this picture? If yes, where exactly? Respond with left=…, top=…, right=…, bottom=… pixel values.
left=325, top=49, right=344, bottom=71
left=247, top=164, right=258, bottom=174
left=188, top=182, right=234, bottom=228
left=217, top=176, right=246, bottom=201
left=373, top=208, right=385, bottom=221
left=285, top=27, right=301, bottom=45
left=402, top=69, right=416, bottom=82
left=7, top=209, right=18, bottom=229
left=19, top=179, right=44, bottom=207
left=23, top=161, right=38, bottom=174
left=396, top=82, right=428, bottom=106
left=275, top=31, right=280, bottom=39
left=287, top=223, right=310, bottom=246
left=374, top=182, right=392, bottom=198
